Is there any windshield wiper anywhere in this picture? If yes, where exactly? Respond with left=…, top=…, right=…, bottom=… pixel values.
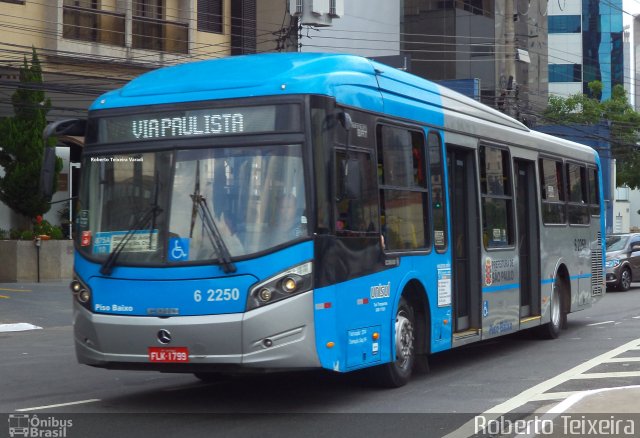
left=100, top=203, right=163, bottom=276
left=189, top=161, right=236, bottom=274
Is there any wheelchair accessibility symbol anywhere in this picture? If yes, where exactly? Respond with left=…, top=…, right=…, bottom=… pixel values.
left=168, top=237, right=190, bottom=261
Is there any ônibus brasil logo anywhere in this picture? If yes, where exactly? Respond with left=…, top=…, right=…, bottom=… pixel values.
left=8, top=414, right=73, bottom=438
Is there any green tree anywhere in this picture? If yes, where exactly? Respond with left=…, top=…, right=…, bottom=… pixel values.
left=0, top=48, right=62, bottom=220
left=544, top=81, right=640, bottom=189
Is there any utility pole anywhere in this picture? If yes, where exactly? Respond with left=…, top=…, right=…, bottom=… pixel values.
left=504, top=0, right=517, bottom=118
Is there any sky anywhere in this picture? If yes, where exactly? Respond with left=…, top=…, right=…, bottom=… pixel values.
left=623, top=0, right=640, bottom=105
left=626, top=0, right=640, bottom=18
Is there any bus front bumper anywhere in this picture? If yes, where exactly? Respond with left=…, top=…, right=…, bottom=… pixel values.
left=74, top=290, right=321, bottom=372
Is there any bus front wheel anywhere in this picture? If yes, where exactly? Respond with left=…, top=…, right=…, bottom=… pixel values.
left=372, top=297, right=415, bottom=387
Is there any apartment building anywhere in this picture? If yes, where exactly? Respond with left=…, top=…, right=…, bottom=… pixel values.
left=0, top=0, right=238, bottom=231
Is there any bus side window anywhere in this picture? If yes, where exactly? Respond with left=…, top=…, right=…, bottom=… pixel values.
left=566, top=162, right=589, bottom=225
left=334, top=150, right=378, bottom=235
left=377, top=125, right=430, bottom=251
left=479, top=145, right=514, bottom=248
left=588, top=167, right=601, bottom=216
left=539, top=158, right=566, bottom=225
left=428, top=131, right=447, bottom=252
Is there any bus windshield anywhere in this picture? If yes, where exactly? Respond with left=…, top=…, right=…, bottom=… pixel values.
left=76, top=144, right=308, bottom=265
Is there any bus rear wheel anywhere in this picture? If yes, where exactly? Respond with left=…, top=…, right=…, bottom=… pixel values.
left=372, top=297, right=415, bottom=388
left=538, top=278, right=565, bottom=339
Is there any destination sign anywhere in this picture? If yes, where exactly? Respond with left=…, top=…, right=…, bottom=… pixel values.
left=132, top=113, right=245, bottom=139
left=92, top=104, right=300, bottom=144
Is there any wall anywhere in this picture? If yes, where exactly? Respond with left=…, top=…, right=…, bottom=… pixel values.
left=0, top=240, right=74, bottom=282
left=299, top=0, right=399, bottom=57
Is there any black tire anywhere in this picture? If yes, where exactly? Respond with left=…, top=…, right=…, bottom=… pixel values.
left=538, top=277, right=564, bottom=339
left=371, top=297, right=415, bottom=388
left=193, top=372, right=230, bottom=383
left=619, top=268, right=632, bottom=291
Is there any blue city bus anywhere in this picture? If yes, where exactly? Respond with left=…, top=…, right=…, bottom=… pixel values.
left=45, top=53, right=605, bottom=387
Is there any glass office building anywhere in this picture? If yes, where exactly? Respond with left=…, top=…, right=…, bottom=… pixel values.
left=548, top=0, right=623, bottom=100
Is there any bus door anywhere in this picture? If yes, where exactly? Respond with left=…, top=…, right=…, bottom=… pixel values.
left=514, top=159, right=540, bottom=318
left=447, top=146, right=481, bottom=333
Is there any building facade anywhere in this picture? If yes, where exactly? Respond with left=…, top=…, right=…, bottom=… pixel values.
left=548, top=0, right=624, bottom=100
left=401, top=0, right=548, bottom=125
left=0, top=0, right=237, bottom=232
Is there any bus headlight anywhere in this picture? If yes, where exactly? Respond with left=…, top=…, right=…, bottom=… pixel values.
left=247, top=262, right=313, bottom=311
left=258, top=288, right=273, bottom=302
left=70, top=275, right=92, bottom=311
left=282, top=275, right=302, bottom=293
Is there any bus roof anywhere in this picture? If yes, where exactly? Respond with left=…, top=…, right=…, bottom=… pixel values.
left=90, top=52, right=596, bottom=161
left=90, top=53, right=525, bottom=130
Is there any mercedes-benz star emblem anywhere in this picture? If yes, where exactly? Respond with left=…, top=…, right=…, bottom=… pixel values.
left=157, top=329, right=172, bottom=345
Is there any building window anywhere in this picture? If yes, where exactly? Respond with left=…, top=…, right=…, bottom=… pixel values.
left=458, top=0, right=494, bottom=18
left=548, top=15, right=581, bottom=33
left=63, top=0, right=99, bottom=43
left=134, top=0, right=162, bottom=19
left=198, top=0, right=223, bottom=33
left=549, top=64, right=582, bottom=83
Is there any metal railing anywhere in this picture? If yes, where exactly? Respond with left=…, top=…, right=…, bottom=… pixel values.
left=132, top=16, right=188, bottom=54
left=63, top=5, right=189, bottom=54
left=63, top=5, right=125, bottom=46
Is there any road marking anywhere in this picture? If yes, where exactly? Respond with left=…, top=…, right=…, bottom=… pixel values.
left=0, top=287, right=31, bottom=292
left=606, top=357, right=640, bottom=362
left=484, top=338, right=640, bottom=413
left=16, top=399, right=101, bottom=412
left=0, top=323, right=42, bottom=332
left=632, top=316, right=640, bottom=319
left=514, top=386, right=640, bottom=438
left=572, top=371, right=640, bottom=379
left=547, top=385, right=640, bottom=414
left=528, top=391, right=580, bottom=401
left=0, top=295, right=9, bottom=299
left=587, top=320, right=615, bottom=326
left=443, top=337, right=640, bottom=438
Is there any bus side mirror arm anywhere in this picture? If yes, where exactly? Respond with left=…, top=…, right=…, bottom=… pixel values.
left=42, top=118, right=87, bottom=141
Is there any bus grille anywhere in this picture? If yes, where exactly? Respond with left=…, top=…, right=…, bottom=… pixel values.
left=591, top=232, right=604, bottom=296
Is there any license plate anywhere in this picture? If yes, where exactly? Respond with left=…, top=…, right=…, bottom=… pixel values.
left=148, top=347, right=189, bottom=363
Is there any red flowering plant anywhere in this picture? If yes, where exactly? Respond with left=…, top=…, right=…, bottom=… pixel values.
left=32, top=216, right=63, bottom=240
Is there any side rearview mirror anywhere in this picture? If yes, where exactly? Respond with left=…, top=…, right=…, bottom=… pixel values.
left=42, top=118, right=87, bottom=140
left=39, top=118, right=86, bottom=201
left=338, top=112, right=353, bottom=131
left=631, top=242, right=640, bottom=252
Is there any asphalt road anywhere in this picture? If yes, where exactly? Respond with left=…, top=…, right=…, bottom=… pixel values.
left=2, top=282, right=640, bottom=438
